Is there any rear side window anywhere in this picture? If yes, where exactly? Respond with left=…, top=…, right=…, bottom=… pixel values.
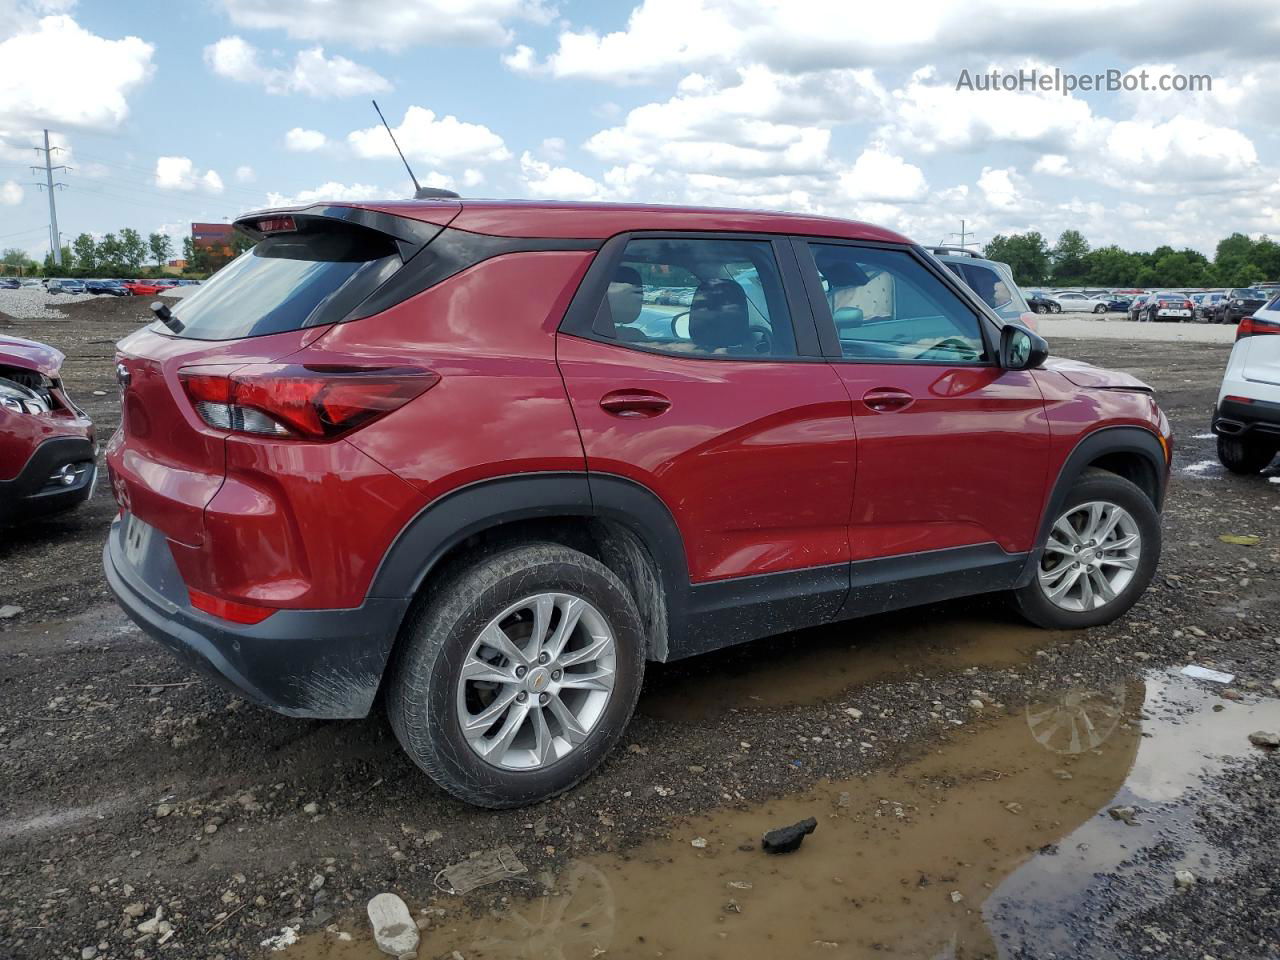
left=590, top=237, right=798, bottom=358
left=164, top=219, right=401, bottom=341
left=807, top=244, right=988, bottom=363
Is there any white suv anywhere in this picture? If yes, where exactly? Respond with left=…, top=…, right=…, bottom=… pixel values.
left=1214, top=294, right=1280, bottom=473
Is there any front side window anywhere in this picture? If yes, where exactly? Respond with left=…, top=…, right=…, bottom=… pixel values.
left=808, top=244, right=988, bottom=363
left=945, top=260, right=1029, bottom=321
left=591, top=237, right=798, bottom=358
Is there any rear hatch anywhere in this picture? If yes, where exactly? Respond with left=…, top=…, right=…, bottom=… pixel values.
left=1242, top=301, right=1280, bottom=387
left=109, top=204, right=457, bottom=546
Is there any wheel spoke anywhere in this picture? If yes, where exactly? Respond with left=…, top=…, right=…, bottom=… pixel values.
left=1104, top=533, right=1139, bottom=552
left=1046, top=565, right=1084, bottom=603
left=529, top=595, right=555, bottom=657
left=478, top=622, right=530, bottom=668
left=543, top=597, right=585, bottom=661
left=1081, top=502, right=1105, bottom=541
left=1089, top=568, right=1117, bottom=602
left=1053, top=516, right=1084, bottom=548
left=461, top=656, right=518, bottom=685
left=462, top=687, right=519, bottom=736
left=1043, top=539, right=1076, bottom=557
left=1099, top=553, right=1139, bottom=571
left=558, top=633, right=611, bottom=669
left=1078, top=568, right=1095, bottom=608
left=531, top=706, right=554, bottom=766
left=480, top=701, right=530, bottom=760
left=1095, top=507, right=1124, bottom=543
left=557, top=666, right=614, bottom=692
left=546, top=694, right=589, bottom=744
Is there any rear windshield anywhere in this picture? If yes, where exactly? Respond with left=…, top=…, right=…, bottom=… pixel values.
left=163, top=219, right=401, bottom=341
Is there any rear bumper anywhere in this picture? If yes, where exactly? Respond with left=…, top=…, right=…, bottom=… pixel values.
left=103, top=515, right=410, bottom=719
left=1212, top=396, right=1280, bottom=440
left=0, top=436, right=97, bottom=523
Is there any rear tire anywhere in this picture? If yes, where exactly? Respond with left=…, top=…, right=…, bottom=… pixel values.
left=1094, top=304, right=1106, bottom=314
left=1217, top=434, right=1276, bottom=475
left=387, top=543, right=645, bottom=808
left=1013, top=469, right=1160, bottom=630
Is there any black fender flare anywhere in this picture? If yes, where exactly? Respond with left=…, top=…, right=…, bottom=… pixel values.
left=366, top=471, right=692, bottom=654
left=1018, top=425, right=1167, bottom=585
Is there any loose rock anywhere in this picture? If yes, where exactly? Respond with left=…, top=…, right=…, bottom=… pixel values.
left=762, top=817, right=817, bottom=854
left=1247, top=730, right=1279, bottom=748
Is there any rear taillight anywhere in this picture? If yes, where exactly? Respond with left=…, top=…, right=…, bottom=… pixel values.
left=1183, top=300, right=1193, bottom=310
left=1236, top=316, right=1280, bottom=341
left=179, top=364, right=439, bottom=440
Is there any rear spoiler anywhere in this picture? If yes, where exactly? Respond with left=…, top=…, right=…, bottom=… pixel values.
left=233, top=204, right=448, bottom=262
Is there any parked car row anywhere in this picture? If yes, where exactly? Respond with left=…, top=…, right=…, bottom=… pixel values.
left=39, top=277, right=200, bottom=296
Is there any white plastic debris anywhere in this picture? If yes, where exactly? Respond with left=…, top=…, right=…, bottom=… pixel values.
left=367, top=892, right=419, bottom=958
left=1180, top=665, right=1235, bottom=684
left=260, top=926, right=299, bottom=951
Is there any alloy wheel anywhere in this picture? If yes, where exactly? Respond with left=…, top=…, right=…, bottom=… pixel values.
left=1037, top=501, right=1142, bottom=612
left=455, top=592, right=617, bottom=771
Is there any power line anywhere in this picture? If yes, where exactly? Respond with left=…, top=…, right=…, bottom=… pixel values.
left=0, top=225, right=49, bottom=242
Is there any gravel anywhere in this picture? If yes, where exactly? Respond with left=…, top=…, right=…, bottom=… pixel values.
left=0, top=288, right=99, bottom=320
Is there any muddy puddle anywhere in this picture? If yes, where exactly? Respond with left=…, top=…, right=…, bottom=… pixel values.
left=640, top=607, right=1059, bottom=721
left=287, top=670, right=1280, bottom=959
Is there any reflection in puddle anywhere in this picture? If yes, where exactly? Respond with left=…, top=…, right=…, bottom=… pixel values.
left=289, top=672, right=1280, bottom=959
left=641, top=608, right=1060, bottom=720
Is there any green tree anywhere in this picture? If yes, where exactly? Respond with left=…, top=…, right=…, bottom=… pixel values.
left=983, top=232, right=1050, bottom=286
left=97, top=233, right=124, bottom=274
left=1083, top=245, right=1141, bottom=286
left=0, top=247, right=37, bottom=275
left=148, top=231, right=173, bottom=268
left=119, top=228, right=147, bottom=271
left=231, top=230, right=255, bottom=255
left=1050, top=230, right=1091, bottom=285
left=71, top=233, right=98, bottom=274
left=41, top=246, right=74, bottom=276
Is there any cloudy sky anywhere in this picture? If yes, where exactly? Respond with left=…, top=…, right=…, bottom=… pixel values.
left=1, top=0, right=1278, bottom=261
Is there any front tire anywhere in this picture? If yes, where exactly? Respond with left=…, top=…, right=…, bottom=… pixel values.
left=1217, top=434, right=1276, bottom=475
left=387, top=543, right=645, bottom=808
left=1013, top=469, right=1160, bottom=629
left=1094, top=304, right=1107, bottom=314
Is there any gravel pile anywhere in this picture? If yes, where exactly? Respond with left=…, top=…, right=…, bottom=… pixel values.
left=0, top=288, right=98, bottom=320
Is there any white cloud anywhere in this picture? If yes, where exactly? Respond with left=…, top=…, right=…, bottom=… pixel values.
left=519, top=151, right=609, bottom=200
left=155, top=156, right=225, bottom=194
left=502, top=43, right=536, bottom=72
left=976, top=166, right=1026, bottom=211
left=585, top=66, right=884, bottom=177
left=520, top=0, right=1280, bottom=83
left=1, top=180, right=22, bottom=204
left=347, top=105, right=510, bottom=166
left=285, top=127, right=328, bottom=152
left=218, top=0, right=554, bottom=50
left=235, top=165, right=255, bottom=183
left=264, top=181, right=396, bottom=207
left=204, top=36, right=390, bottom=97
left=0, top=16, right=154, bottom=130
left=838, top=147, right=927, bottom=203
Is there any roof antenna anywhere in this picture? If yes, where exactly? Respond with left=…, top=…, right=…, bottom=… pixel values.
left=371, top=99, right=460, bottom=200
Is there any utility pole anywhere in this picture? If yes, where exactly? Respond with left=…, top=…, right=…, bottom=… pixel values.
left=945, top=219, right=979, bottom=251
left=31, top=130, right=69, bottom=266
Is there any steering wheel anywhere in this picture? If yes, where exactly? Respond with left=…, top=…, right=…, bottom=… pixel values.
left=916, top=336, right=973, bottom=360
left=669, top=311, right=691, bottom=339
left=748, top=325, right=773, bottom=355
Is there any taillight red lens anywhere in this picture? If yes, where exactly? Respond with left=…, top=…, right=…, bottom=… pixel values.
left=179, top=364, right=438, bottom=440
left=188, top=587, right=276, bottom=624
left=1236, top=316, right=1280, bottom=340
left=253, top=215, right=296, bottom=233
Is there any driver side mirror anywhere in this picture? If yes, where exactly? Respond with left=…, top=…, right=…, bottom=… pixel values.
left=999, top=323, right=1049, bottom=370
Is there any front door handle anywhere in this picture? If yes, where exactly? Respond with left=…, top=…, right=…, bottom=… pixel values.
left=600, top=389, right=671, bottom=418
left=862, top=387, right=914, bottom=412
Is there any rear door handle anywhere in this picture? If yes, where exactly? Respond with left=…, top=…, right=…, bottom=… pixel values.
left=600, top=389, right=672, bottom=418
left=862, top=387, right=914, bottom=412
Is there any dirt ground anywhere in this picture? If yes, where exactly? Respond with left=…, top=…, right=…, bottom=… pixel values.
left=1, top=299, right=1278, bottom=960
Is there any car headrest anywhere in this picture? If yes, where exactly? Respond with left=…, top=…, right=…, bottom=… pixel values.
left=606, top=266, right=643, bottom=329
left=690, top=278, right=750, bottom=351
left=813, top=249, right=871, bottom=288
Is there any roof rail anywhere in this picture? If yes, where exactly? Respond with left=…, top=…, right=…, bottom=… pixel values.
left=928, top=245, right=982, bottom=258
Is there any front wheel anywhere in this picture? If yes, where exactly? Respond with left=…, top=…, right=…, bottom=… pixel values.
left=1013, top=469, right=1160, bottom=629
left=387, top=543, right=645, bottom=808
left=1094, top=304, right=1107, bottom=314
left=1217, top=434, right=1276, bottom=474
left=1051, top=303, right=1062, bottom=314
left=1034, top=304, right=1049, bottom=315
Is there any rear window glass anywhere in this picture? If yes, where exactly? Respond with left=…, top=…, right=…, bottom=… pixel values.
left=944, top=260, right=1030, bottom=321
left=163, top=219, right=401, bottom=341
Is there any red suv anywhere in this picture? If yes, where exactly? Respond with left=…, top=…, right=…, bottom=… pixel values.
left=104, top=200, right=1171, bottom=807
